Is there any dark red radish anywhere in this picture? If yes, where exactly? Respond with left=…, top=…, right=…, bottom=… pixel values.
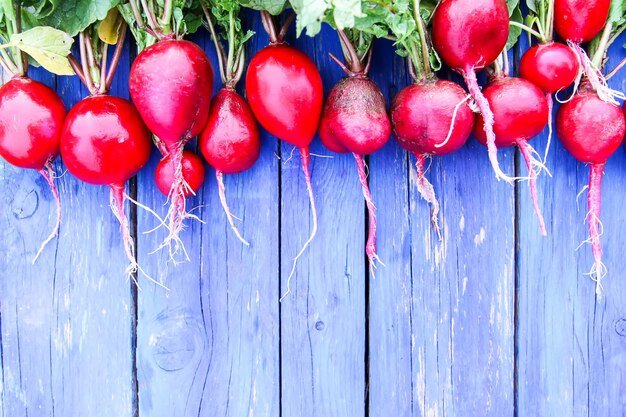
left=431, top=0, right=512, bottom=182
left=0, top=76, right=66, bottom=262
left=246, top=11, right=323, bottom=293
left=318, top=55, right=391, bottom=270
left=473, top=76, right=549, bottom=235
left=61, top=95, right=152, bottom=276
left=556, top=82, right=626, bottom=293
left=199, top=87, right=260, bottom=246
left=155, top=150, right=205, bottom=198
left=554, top=0, right=610, bottom=44
left=391, top=78, right=474, bottom=236
left=129, top=39, right=214, bottom=254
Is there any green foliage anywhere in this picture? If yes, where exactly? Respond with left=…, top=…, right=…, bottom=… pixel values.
left=41, top=0, right=120, bottom=36
left=238, top=0, right=288, bottom=15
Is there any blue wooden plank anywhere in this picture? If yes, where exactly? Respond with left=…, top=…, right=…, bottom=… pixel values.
left=135, top=21, right=280, bottom=417
left=278, top=25, right=366, bottom=417
left=516, top=35, right=626, bottom=416
left=0, top=43, right=135, bottom=416
left=369, top=44, right=517, bottom=415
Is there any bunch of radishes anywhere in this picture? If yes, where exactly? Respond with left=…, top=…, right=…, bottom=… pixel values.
left=1, top=0, right=626, bottom=296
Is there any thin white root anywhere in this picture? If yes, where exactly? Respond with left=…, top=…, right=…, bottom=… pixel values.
left=543, top=93, right=553, bottom=166
left=32, top=161, right=61, bottom=264
left=435, top=94, right=472, bottom=149
left=216, top=171, right=250, bottom=246
left=415, top=153, right=442, bottom=241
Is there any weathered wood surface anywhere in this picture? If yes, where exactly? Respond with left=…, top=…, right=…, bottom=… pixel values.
left=1, top=16, right=626, bottom=417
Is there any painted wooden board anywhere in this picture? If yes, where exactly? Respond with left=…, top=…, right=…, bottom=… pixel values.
left=134, top=22, right=280, bottom=417
left=516, top=37, right=626, bottom=417
left=0, top=45, right=135, bottom=416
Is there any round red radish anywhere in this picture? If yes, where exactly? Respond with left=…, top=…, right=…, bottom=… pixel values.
left=473, top=77, right=549, bottom=148
left=60, top=95, right=152, bottom=186
left=0, top=77, right=66, bottom=169
left=318, top=73, right=390, bottom=269
left=129, top=39, right=214, bottom=149
left=391, top=79, right=473, bottom=156
left=319, top=75, right=390, bottom=155
left=473, top=76, right=549, bottom=235
left=155, top=150, right=205, bottom=197
left=556, top=83, right=625, bottom=293
left=199, top=87, right=260, bottom=174
left=319, top=119, right=349, bottom=154
left=519, top=42, right=579, bottom=93
left=0, top=76, right=67, bottom=262
left=431, top=0, right=509, bottom=73
left=245, top=44, right=323, bottom=148
left=554, top=0, right=610, bottom=44
left=431, top=0, right=512, bottom=183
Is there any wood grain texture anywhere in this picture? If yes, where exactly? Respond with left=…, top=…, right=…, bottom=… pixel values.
left=516, top=37, right=626, bottom=417
left=0, top=43, right=135, bottom=417
left=278, top=25, right=366, bottom=417
left=135, top=23, right=280, bottom=417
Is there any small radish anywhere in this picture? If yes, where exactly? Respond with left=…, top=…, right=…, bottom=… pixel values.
left=520, top=42, right=579, bottom=94
left=125, top=1, right=214, bottom=258
left=245, top=11, right=323, bottom=293
left=198, top=2, right=260, bottom=246
left=155, top=150, right=205, bottom=198
left=473, top=76, right=549, bottom=235
left=0, top=77, right=66, bottom=262
left=391, top=79, right=474, bottom=236
left=319, top=33, right=390, bottom=271
left=431, top=0, right=511, bottom=182
left=556, top=81, right=625, bottom=294
left=61, top=23, right=154, bottom=280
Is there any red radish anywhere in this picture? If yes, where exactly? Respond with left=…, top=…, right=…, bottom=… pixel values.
left=553, top=0, right=620, bottom=104
left=129, top=39, right=214, bottom=255
left=520, top=42, right=579, bottom=94
left=0, top=76, right=66, bottom=262
left=391, top=78, right=474, bottom=236
left=554, top=0, right=610, bottom=44
left=556, top=81, right=626, bottom=293
left=246, top=11, right=323, bottom=294
left=61, top=95, right=152, bottom=276
left=431, top=0, right=511, bottom=182
left=155, top=150, right=205, bottom=198
left=199, top=87, right=260, bottom=246
left=318, top=44, right=390, bottom=270
left=473, top=76, right=549, bottom=235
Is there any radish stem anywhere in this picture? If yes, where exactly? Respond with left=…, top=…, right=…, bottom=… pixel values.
left=216, top=170, right=250, bottom=246
left=516, top=139, right=547, bottom=236
left=32, top=161, right=61, bottom=264
left=414, top=153, right=441, bottom=240
left=354, top=153, right=382, bottom=271
left=281, top=146, right=317, bottom=302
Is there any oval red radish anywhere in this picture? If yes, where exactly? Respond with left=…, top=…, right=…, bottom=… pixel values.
left=129, top=39, right=214, bottom=255
left=556, top=82, right=626, bottom=293
left=199, top=87, right=260, bottom=246
left=473, top=76, right=549, bottom=235
left=391, top=78, right=474, bottom=236
left=0, top=76, right=66, bottom=261
left=431, top=0, right=511, bottom=182
left=520, top=42, right=579, bottom=94
left=554, top=0, right=610, bottom=44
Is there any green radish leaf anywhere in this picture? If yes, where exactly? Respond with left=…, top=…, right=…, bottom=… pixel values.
left=9, top=26, right=74, bottom=75
left=506, top=0, right=519, bottom=16
left=0, top=0, right=15, bottom=22
left=41, top=0, right=120, bottom=36
left=526, top=0, right=537, bottom=13
left=238, top=0, right=288, bottom=15
left=505, top=5, right=523, bottom=50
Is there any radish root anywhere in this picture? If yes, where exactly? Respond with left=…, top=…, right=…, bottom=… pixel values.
left=568, top=41, right=626, bottom=105
left=544, top=93, right=553, bottom=164
left=353, top=153, right=383, bottom=274
left=516, top=139, right=547, bottom=236
left=281, top=147, right=317, bottom=302
left=464, top=69, right=515, bottom=184
left=216, top=170, right=250, bottom=246
left=587, top=163, right=606, bottom=296
left=32, top=160, right=61, bottom=264
left=436, top=94, right=472, bottom=149
left=414, top=153, right=442, bottom=240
